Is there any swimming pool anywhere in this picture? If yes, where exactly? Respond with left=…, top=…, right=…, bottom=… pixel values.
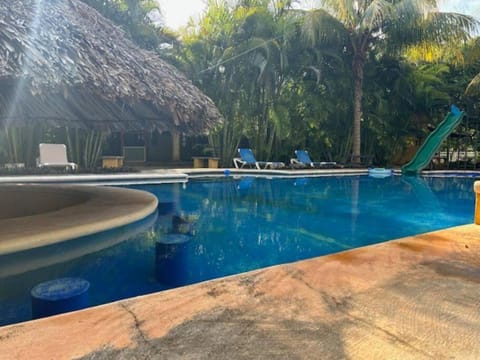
left=0, top=175, right=475, bottom=326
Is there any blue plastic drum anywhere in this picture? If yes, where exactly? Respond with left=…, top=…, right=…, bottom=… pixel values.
left=155, top=234, right=192, bottom=287
left=31, top=277, right=90, bottom=319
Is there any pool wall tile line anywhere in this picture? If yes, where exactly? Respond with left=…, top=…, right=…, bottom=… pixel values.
left=0, top=167, right=372, bottom=186
left=0, top=172, right=188, bottom=185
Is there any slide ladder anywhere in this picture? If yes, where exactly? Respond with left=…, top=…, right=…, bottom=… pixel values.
left=402, top=105, right=465, bottom=175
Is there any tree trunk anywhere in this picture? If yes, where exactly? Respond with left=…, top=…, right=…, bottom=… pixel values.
left=352, top=52, right=364, bottom=165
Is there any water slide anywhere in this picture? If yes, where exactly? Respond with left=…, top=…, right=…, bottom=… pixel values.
left=401, top=105, right=465, bottom=175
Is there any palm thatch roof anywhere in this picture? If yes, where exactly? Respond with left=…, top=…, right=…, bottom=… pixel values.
left=0, top=0, right=222, bottom=133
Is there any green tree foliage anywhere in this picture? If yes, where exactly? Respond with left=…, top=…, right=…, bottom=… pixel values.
left=77, top=0, right=480, bottom=168
left=464, top=38, right=480, bottom=95
left=173, top=0, right=358, bottom=165
left=300, top=0, right=478, bottom=164
left=80, top=0, right=176, bottom=49
left=363, top=57, right=454, bottom=164
left=176, top=0, right=298, bottom=165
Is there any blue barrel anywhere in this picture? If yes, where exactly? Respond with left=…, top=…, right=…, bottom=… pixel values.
left=31, top=277, right=90, bottom=319
left=155, top=234, right=191, bottom=287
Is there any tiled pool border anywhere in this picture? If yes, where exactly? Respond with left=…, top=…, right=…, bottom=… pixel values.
left=1, top=168, right=480, bottom=359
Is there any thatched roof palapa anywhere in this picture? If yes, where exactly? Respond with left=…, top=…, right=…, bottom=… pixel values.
left=0, top=0, right=223, bottom=133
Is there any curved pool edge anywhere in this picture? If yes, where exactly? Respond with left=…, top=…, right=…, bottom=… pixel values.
left=0, top=212, right=159, bottom=279
left=0, top=184, right=158, bottom=256
left=0, top=172, right=188, bottom=185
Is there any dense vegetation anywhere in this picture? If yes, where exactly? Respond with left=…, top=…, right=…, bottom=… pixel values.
left=168, top=0, right=480, bottom=166
left=1, top=0, right=479, bottom=169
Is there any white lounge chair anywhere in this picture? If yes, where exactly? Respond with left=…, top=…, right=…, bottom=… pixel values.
left=37, top=143, right=77, bottom=171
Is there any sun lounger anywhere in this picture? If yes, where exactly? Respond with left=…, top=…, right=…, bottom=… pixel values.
left=290, top=150, right=337, bottom=168
left=233, top=148, right=285, bottom=169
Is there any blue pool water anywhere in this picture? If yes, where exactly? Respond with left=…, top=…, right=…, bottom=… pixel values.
left=0, top=175, right=475, bottom=325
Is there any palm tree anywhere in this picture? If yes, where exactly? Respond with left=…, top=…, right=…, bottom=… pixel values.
left=81, top=0, right=174, bottom=49
left=177, top=0, right=297, bottom=164
left=466, top=73, right=480, bottom=95
left=464, top=38, right=480, bottom=95
left=301, top=0, right=478, bottom=164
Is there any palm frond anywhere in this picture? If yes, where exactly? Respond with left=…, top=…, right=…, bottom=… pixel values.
left=301, top=9, right=348, bottom=47
left=385, top=0, right=478, bottom=54
left=361, top=0, right=394, bottom=31
left=466, top=72, right=480, bottom=95
left=424, top=12, right=478, bottom=43
left=463, top=38, right=480, bottom=65
left=320, top=0, right=356, bottom=28
left=404, top=42, right=465, bottom=65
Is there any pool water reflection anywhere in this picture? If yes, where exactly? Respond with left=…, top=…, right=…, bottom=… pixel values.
left=0, top=175, right=475, bottom=326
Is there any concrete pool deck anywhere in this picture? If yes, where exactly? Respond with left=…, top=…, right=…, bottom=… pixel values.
left=1, top=169, right=479, bottom=359
left=1, top=224, right=479, bottom=359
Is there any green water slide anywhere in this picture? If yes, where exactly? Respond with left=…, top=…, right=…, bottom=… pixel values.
left=402, top=105, right=465, bottom=175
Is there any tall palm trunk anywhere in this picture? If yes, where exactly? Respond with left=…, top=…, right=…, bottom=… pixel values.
left=352, top=47, right=365, bottom=164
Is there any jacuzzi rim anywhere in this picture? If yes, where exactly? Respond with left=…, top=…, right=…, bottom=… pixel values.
left=0, top=184, right=158, bottom=255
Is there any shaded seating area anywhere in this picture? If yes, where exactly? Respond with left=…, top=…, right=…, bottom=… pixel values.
left=37, top=143, right=77, bottom=171
left=0, top=0, right=223, bottom=171
left=290, top=150, right=338, bottom=169
left=233, top=148, right=285, bottom=169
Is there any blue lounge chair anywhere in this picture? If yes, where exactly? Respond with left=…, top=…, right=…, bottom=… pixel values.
left=233, top=148, right=284, bottom=169
left=290, top=150, right=337, bottom=168
left=237, top=176, right=254, bottom=191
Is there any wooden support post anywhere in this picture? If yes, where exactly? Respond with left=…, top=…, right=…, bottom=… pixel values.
left=172, top=132, right=181, bottom=162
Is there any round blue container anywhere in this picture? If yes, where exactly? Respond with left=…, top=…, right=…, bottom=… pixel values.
left=368, top=168, right=393, bottom=178
left=155, top=234, right=191, bottom=287
left=31, top=277, right=90, bottom=319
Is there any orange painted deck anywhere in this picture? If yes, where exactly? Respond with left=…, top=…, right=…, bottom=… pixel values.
left=1, top=224, right=479, bottom=359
